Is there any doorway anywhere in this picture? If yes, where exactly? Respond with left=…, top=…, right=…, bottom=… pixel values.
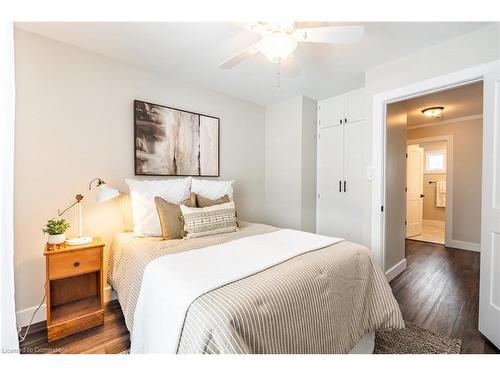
left=371, top=61, right=500, bottom=350
left=406, top=139, right=449, bottom=245
left=382, top=80, right=490, bottom=350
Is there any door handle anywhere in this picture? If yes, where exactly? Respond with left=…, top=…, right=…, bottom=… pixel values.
left=344, top=180, right=347, bottom=192
left=420, top=194, right=425, bottom=198
left=339, top=180, right=342, bottom=192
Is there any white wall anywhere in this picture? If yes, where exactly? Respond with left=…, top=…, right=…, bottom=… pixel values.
left=14, top=29, right=266, bottom=323
left=265, top=95, right=317, bottom=231
left=366, top=23, right=500, bottom=255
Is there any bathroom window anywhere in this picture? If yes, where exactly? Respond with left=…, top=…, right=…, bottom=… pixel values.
left=425, top=150, right=446, bottom=173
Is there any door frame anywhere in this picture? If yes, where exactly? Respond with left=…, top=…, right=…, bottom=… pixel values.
left=406, top=135, right=454, bottom=248
left=371, top=60, right=498, bottom=269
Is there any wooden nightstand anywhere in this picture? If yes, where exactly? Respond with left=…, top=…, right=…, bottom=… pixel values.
left=44, top=237, right=105, bottom=342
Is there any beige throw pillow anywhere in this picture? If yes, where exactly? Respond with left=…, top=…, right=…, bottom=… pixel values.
left=180, top=201, right=238, bottom=239
left=155, top=193, right=196, bottom=240
left=196, top=194, right=230, bottom=208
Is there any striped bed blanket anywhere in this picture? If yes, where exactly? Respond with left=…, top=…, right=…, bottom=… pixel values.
left=108, top=221, right=404, bottom=354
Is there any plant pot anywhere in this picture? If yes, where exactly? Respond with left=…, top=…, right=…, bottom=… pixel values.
left=47, top=233, right=66, bottom=245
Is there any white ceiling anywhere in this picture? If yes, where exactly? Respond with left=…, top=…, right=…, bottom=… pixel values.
left=16, top=22, right=491, bottom=106
left=403, top=81, right=483, bottom=126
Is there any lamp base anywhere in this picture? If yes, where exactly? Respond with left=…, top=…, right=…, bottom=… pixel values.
left=66, top=236, right=93, bottom=246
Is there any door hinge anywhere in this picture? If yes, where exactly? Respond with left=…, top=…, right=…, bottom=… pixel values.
left=405, top=187, right=407, bottom=192
left=405, top=153, right=408, bottom=158
left=405, top=220, right=407, bottom=225
left=317, top=193, right=321, bottom=199
left=381, top=205, right=384, bottom=212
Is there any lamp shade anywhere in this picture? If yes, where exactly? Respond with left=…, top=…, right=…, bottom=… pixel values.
left=96, top=183, right=120, bottom=203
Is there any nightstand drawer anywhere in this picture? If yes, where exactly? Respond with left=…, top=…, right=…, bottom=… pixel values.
left=48, top=248, right=101, bottom=280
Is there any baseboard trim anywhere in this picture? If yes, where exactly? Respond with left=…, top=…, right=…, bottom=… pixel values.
left=385, top=259, right=407, bottom=282
left=446, top=240, right=480, bottom=252
left=16, top=286, right=117, bottom=328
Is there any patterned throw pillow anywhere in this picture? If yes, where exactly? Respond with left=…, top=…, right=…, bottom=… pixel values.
left=180, top=201, right=238, bottom=239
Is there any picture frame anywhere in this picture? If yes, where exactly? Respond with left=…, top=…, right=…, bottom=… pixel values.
left=134, top=100, right=220, bottom=176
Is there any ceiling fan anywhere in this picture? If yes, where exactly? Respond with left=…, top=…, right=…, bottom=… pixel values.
left=219, top=22, right=364, bottom=81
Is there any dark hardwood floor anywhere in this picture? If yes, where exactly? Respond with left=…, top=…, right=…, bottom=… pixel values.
left=20, top=239, right=499, bottom=354
left=391, top=239, right=499, bottom=354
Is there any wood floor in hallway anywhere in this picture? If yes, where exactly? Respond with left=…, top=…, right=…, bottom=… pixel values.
left=390, top=239, right=499, bottom=354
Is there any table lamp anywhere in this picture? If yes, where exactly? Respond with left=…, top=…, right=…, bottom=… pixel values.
left=58, top=177, right=120, bottom=246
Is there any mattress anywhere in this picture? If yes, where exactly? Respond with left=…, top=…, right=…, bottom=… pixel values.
left=108, top=221, right=403, bottom=354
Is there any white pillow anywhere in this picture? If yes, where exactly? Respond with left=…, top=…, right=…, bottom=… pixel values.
left=191, top=178, right=234, bottom=200
left=125, top=178, right=191, bottom=236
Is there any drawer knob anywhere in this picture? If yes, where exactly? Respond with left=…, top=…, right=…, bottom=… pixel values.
left=73, top=261, right=80, bottom=267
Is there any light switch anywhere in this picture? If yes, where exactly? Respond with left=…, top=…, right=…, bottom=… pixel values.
left=366, top=166, right=374, bottom=181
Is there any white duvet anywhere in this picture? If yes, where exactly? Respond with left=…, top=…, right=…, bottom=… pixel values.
left=130, top=229, right=342, bottom=353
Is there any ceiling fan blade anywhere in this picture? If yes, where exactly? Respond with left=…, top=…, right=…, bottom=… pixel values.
left=294, top=26, right=364, bottom=44
left=219, top=44, right=259, bottom=69
left=281, top=53, right=300, bottom=78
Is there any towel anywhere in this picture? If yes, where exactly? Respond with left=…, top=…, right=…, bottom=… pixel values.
left=436, top=180, right=446, bottom=207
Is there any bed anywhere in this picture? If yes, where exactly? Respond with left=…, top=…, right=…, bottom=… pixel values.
left=108, top=221, right=404, bottom=354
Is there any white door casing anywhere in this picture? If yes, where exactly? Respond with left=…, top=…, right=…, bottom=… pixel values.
left=479, top=63, right=500, bottom=349
left=406, top=145, right=424, bottom=238
left=371, top=61, right=497, bottom=272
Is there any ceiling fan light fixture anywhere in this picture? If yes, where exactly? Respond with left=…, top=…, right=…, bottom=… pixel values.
left=421, top=106, right=445, bottom=118
left=257, top=32, right=298, bottom=63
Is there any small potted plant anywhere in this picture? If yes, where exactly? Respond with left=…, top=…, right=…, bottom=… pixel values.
left=42, top=218, right=71, bottom=245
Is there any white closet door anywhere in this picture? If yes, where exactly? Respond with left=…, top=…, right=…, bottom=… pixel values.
left=318, top=95, right=344, bottom=128
left=343, top=120, right=368, bottom=244
left=344, top=88, right=366, bottom=124
left=317, top=125, right=344, bottom=237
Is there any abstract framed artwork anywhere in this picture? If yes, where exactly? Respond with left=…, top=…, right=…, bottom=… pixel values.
left=134, top=100, right=220, bottom=176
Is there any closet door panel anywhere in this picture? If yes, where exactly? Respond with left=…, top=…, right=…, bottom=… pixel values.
left=317, top=126, right=345, bottom=237
left=343, top=121, right=369, bottom=245
left=318, top=95, right=345, bottom=128
left=344, top=88, right=366, bottom=124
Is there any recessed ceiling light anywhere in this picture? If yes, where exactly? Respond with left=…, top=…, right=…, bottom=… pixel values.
left=421, top=106, right=445, bottom=118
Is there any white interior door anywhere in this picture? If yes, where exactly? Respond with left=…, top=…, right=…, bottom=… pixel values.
left=343, top=120, right=368, bottom=244
left=406, top=144, right=424, bottom=238
left=318, top=95, right=345, bottom=128
left=317, top=125, right=344, bottom=237
left=344, top=88, right=366, bottom=124
left=479, top=64, right=500, bottom=349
